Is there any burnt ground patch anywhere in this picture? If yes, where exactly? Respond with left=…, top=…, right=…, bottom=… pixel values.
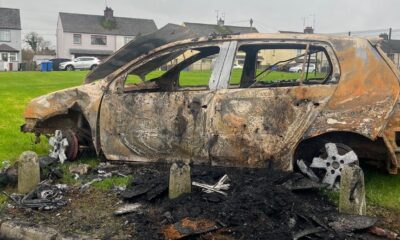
left=0, top=163, right=397, bottom=239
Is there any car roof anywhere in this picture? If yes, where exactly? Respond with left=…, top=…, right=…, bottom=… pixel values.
left=86, top=27, right=378, bottom=83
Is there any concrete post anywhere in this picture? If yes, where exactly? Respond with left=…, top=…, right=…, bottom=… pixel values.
left=339, top=165, right=366, bottom=215
left=169, top=162, right=191, bottom=199
left=18, top=151, right=40, bottom=194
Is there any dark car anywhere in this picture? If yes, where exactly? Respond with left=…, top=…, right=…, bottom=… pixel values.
left=50, top=58, right=71, bottom=71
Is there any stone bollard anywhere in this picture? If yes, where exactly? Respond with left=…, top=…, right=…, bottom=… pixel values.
left=18, top=151, right=40, bottom=194
left=339, top=165, right=366, bottom=215
left=169, top=162, right=191, bottom=199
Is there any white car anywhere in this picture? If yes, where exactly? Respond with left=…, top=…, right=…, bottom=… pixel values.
left=59, top=57, right=101, bottom=71
left=233, top=63, right=243, bottom=69
left=289, top=63, right=316, bottom=73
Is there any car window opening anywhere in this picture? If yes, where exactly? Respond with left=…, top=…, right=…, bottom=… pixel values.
left=123, top=46, right=220, bottom=92
left=230, top=43, right=333, bottom=89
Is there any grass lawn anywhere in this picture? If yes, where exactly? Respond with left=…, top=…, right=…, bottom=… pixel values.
left=1, top=71, right=400, bottom=212
left=0, top=71, right=87, bottom=162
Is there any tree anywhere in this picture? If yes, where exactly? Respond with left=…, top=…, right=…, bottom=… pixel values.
left=24, top=32, right=52, bottom=53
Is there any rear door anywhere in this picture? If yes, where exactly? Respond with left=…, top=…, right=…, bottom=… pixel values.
left=74, top=58, right=85, bottom=69
left=208, top=42, right=339, bottom=170
left=99, top=42, right=232, bottom=164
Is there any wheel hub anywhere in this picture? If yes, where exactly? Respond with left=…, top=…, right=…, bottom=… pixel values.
left=49, top=130, right=69, bottom=163
left=310, top=143, right=358, bottom=187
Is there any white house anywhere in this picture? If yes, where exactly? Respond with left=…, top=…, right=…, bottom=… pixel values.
left=0, top=7, right=21, bottom=71
left=56, top=7, right=157, bottom=59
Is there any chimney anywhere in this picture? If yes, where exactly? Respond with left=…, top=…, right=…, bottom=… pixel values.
left=217, top=18, right=225, bottom=27
left=104, top=7, right=114, bottom=21
left=379, top=33, right=389, bottom=40
left=304, top=26, right=314, bottom=34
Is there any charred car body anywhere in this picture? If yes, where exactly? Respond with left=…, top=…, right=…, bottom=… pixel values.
left=21, top=24, right=400, bottom=185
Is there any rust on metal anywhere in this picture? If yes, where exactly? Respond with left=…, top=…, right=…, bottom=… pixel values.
left=162, top=218, right=220, bottom=240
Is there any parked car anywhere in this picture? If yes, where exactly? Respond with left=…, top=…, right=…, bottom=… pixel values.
left=49, top=58, right=70, bottom=71
left=233, top=63, right=243, bottom=69
left=59, top=57, right=100, bottom=71
left=21, top=25, right=400, bottom=187
left=289, top=63, right=316, bottom=73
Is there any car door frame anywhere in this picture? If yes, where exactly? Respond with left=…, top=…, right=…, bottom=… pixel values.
left=207, top=40, right=341, bottom=170
left=98, top=40, right=236, bottom=164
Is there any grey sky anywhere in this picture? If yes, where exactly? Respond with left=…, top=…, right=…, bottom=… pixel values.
left=1, top=0, right=400, bottom=47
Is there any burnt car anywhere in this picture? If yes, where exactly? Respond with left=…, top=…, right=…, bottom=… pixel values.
left=21, top=24, right=400, bottom=186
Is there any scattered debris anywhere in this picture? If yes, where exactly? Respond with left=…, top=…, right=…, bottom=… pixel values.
left=192, top=174, right=230, bottom=195
left=163, top=218, right=221, bottom=240
left=121, top=169, right=167, bottom=201
left=114, top=203, right=142, bottom=216
left=296, top=159, right=320, bottom=182
left=368, top=226, right=399, bottom=239
left=327, top=214, right=377, bottom=232
left=80, top=178, right=102, bottom=192
left=6, top=181, right=68, bottom=210
left=293, top=227, right=325, bottom=240
left=0, top=165, right=17, bottom=189
left=2, top=160, right=10, bottom=170
left=69, top=164, right=90, bottom=175
left=49, top=130, right=69, bottom=164
left=280, top=173, right=326, bottom=191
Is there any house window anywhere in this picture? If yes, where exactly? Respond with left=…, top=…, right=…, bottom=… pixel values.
left=0, top=30, right=11, bottom=42
left=9, top=53, right=17, bottom=61
left=124, top=36, right=135, bottom=45
left=73, top=34, right=81, bottom=44
left=91, top=35, right=107, bottom=45
left=1, top=53, right=8, bottom=61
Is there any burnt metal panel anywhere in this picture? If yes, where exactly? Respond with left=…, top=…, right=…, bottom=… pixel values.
left=86, top=24, right=198, bottom=83
left=209, top=86, right=336, bottom=170
left=209, top=41, right=238, bottom=90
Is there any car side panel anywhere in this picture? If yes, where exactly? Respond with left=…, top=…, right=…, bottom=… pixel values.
left=305, top=39, right=400, bottom=140
left=99, top=90, right=213, bottom=164
left=208, top=85, right=336, bottom=170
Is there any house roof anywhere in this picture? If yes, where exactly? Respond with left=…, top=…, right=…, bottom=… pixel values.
left=380, top=40, right=400, bottom=54
left=183, top=22, right=258, bottom=36
left=0, top=44, right=19, bottom=52
left=59, top=12, right=157, bottom=36
left=0, top=8, right=21, bottom=30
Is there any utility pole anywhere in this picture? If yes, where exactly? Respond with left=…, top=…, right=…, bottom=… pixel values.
left=389, top=27, right=393, bottom=60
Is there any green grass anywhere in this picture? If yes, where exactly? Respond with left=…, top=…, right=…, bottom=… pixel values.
left=0, top=71, right=86, bottom=162
left=364, top=168, right=400, bottom=210
left=1, top=71, right=400, bottom=212
left=127, top=69, right=326, bottom=87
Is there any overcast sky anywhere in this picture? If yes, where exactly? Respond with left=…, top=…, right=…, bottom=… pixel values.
left=1, top=0, right=400, bottom=47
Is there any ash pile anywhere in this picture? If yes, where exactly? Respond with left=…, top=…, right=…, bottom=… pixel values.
left=117, top=166, right=391, bottom=240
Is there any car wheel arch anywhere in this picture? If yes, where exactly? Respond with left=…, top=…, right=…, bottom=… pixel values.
left=36, top=108, right=95, bottom=151
left=293, top=131, right=393, bottom=172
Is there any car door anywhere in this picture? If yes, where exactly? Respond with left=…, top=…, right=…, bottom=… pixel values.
left=208, top=42, right=339, bottom=170
left=73, top=58, right=84, bottom=69
left=83, top=58, right=93, bottom=69
left=99, top=42, right=232, bottom=164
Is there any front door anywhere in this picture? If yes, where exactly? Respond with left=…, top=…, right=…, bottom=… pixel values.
left=99, top=42, right=231, bottom=164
